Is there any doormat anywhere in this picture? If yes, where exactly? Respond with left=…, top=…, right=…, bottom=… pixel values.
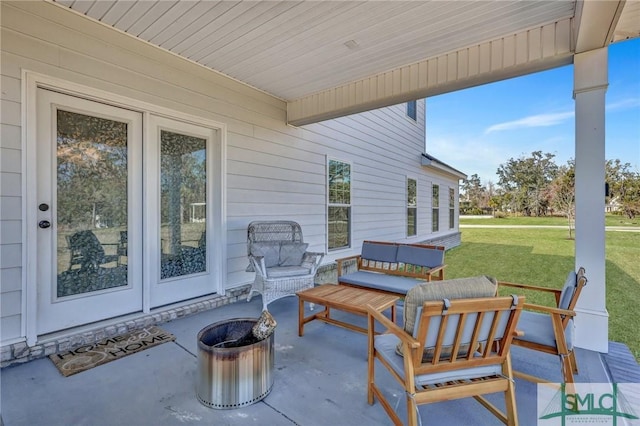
left=49, top=326, right=176, bottom=377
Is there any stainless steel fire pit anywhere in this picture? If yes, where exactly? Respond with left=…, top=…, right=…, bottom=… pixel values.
left=196, top=318, right=274, bottom=409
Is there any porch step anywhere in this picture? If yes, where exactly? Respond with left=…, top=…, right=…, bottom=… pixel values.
left=602, top=341, right=640, bottom=383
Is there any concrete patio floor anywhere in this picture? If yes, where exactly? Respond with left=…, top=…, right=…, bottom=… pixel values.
left=0, top=294, right=636, bottom=426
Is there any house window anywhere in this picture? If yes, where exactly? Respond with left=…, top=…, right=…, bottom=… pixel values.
left=406, top=100, right=417, bottom=121
left=407, top=178, right=417, bottom=236
left=328, top=159, right=351, bottom=250
left=449, top=187, right=455, bottom=229
left=432, top=184, right=439, bottom=232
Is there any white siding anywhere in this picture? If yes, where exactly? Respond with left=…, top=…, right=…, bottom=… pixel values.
left=0, top=1, right=460, bottom=344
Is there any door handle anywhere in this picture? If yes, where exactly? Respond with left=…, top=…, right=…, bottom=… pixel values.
left=38, top=220, right=51, bottom=229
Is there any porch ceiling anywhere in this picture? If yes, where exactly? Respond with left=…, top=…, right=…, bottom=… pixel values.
left=54, top=0, right=639, bottom=125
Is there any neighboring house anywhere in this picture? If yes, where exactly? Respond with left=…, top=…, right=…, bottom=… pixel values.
left=606, top=196, right=622, bottom=213
left=0, top=3, right=465, bottom=364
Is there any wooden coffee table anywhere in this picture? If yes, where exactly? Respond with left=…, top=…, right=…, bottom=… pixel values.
left=296, top=284, right=399, bottom=336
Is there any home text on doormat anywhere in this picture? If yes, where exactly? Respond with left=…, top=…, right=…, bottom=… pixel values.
left=49, top=325, right=176, bottom=377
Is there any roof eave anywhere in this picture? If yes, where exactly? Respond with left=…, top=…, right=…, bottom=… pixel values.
left=421, top=153, right=467, bottom=180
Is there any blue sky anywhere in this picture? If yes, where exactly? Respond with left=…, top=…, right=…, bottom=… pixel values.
left=425, top=38, right=640, bottom=185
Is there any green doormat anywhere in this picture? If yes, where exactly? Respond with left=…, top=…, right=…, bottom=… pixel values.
left=49, top=326, right=176, bottom=377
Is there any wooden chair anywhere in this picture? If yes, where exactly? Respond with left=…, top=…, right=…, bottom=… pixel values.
left=66, top=230, right=119, bottom=271
left=367, top=296, right=525, bottom=426
left=497, top=267, right=587, bottom=383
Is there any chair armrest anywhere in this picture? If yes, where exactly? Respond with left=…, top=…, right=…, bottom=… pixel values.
left=498, top=281, right=562, bottom=296
left=427, top=264, right=446, bottom=272
left=304, top=251, right=325, bottom=274
left=336, top=255, right=361, bottom=277
left=366, top=304, right=420, bottom=349
left=522, top=303, right=576, bottom=317
left=248, top=255, right=267, bottom=277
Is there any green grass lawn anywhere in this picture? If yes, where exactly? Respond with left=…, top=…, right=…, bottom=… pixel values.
left=460, top=214, right=640, bottom=227
left=445, top=227, right=640, bottom=361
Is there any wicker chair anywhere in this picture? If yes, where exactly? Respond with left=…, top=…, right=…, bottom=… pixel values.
left=247, top=221, right=324, bottom=311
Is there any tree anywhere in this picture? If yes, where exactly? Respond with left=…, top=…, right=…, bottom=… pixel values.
left=496, top=151, right=559, bottom=216
left=57, top=111, right=128, bottom=230
left=461, top=174, right=486, bottom=212
left=547, top=161, right=575, bottom=238
left=606, top=159, right=640, bottom=219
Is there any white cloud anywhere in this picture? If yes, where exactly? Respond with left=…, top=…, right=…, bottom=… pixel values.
left=606, top=97, right=640, bottom=111
left=484, top=111, right=574, bottom=134
left=427, top=136, right=509, bottom=184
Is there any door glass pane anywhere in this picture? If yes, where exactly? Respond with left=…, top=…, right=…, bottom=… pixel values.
left=160, top=130, right=207, bottom=280
left=56, top=110, right=128, bottom=297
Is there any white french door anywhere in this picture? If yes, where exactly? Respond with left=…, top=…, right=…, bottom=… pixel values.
left=36, top=89, right=143, bottom=334
left=146, top=115, right=218, bottom=308
left=34, top=88, right=222, bottom=335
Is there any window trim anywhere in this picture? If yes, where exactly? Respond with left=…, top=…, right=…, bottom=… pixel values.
left=406, top=100, right=417, bottom=122
left=449, top=187, right=455, bottom=229
left=407, top=177, right=417, bottom=237
left=327, top=157, right=352, bottom=251
left=432, top=183, right=440, bottom=233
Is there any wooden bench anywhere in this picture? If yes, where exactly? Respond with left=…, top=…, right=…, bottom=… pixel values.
left=336, top=241, right=446, bottom=297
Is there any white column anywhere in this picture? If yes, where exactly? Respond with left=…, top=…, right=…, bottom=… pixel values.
left=573, top=48, right=609, bottom=353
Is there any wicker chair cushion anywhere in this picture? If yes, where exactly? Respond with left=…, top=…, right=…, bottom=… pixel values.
left=250, top=242, right=281, bottom=268
left=279, top=242, right=309, bottom=266
left=266, top=266, right=313, bottom=278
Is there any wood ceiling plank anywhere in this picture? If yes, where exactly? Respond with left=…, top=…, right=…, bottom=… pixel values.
left=138, top=1, right=200, bottom=42
left=100, top=1, right=135, bottom=26
left=114, top=1, right=160, bottom=34
left=171, top=2, right=255, bottom=57
left=68, top=0, right=94, bottom=15
left=148, top=2, right=218, bottom=46
left=85, top=0, right=116, bottom=21
left=125, top=1, right=176, bottom=37
left=190, top=2, right=298, bottom=64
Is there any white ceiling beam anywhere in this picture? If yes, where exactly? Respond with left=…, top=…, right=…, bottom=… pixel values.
left=288, top=19, right=574, bottom=127
left=573, top=0, right=626, bottom=53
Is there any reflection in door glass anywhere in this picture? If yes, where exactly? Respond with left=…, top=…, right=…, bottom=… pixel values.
left=56, top=110, right=128, bottom=297
left=160, top=130, right=207, bottom=280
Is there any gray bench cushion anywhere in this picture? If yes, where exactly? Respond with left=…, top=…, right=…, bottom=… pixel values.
left=339, top=271, right=424, bottom=294
left=396, top=245, right=444, bottom=268
left=361, top=242, right=398, bottom=263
